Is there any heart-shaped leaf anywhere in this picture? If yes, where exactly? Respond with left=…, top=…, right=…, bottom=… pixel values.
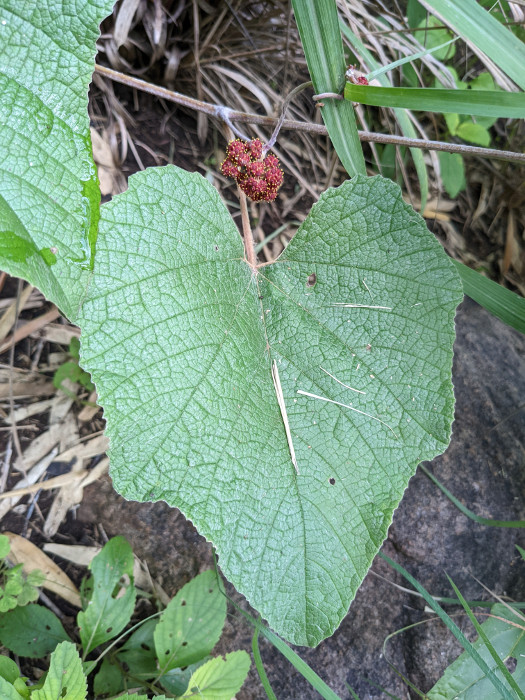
left=78, top=168, right=462, bottom=645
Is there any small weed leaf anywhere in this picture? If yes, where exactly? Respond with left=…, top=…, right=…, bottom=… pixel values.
left=0, top=677, right=26, bottom=700
left=78, top=169, right=462, bottom=645
left=181, top=651, right=251, bottom=700
left=77, top=536, right=136, bottom=655
left=31, top=641, right=87, bottom=700
left=154, top=570, right=226, bottom=675
left=0, top=604, right=71, bottom=658
left=0, top=535, right=10, bottom=559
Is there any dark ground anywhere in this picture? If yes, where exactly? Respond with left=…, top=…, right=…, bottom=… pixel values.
left=77, top=297, right=525, bottom=698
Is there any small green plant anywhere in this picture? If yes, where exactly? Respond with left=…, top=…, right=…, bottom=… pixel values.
left=438, top=70, right=500, bottom=198
left=53, top=336, right=95, bottom=399
left=0, top=535, right=44, bottom=613
left=0, top=537, right=250, bottom=699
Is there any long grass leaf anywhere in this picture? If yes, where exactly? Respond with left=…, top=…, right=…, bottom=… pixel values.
left=292, top=0, right=365, bottom=177
left=339, top=22, right=428, bottom=209
left=446, top=577, right=525, bottom=699
left=345, top=85, right=525, bottom=118
left=379, top=552, right=516, bottom=700
left=420, top=464, right=525, bottom=527
left=452, top=260, right=525, bottom=335
left=420, top=0, right=525, bottom=90
left=366, top=37, right=459, bottom=80
left=248, top=614, right=341, bottom=700
left=252, top=628, right=278, bottom=700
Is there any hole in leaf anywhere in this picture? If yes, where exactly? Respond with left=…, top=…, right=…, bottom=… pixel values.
left=165, top=650, right=171, bottom=655
left=306, top=273, right=316, bottom=287
left=329, top=477, right=336, bottom=485
left=106, top=627, right=113, bottom=634
left=215, top=245, right=219, bottom=251
left=61, top=689, right=67, bottom=698
left=140, top=643, right=151, bottom=651
left=181, top=600, right=186, bottom=606
left=45, top=625, right=51, bottom=630
left=208, top=588, right=214, bottom=593
left=505, top=656, right=517, bottom=673
left=182, top=641, right=188, bottom=646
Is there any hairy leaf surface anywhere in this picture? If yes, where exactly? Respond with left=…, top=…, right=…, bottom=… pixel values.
left=0, top=0, right=114, bottom=318
left=78, top=169, right=462, bottom=645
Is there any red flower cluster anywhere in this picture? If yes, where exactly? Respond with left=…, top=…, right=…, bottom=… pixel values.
left=220, top=139, right=284, bottom=202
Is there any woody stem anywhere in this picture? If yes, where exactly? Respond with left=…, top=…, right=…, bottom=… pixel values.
left=239, top=189, right=256, bottom=269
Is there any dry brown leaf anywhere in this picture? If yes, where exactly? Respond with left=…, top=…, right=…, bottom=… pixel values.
left=90, top=127, right=126, bottom=195
left=0, top=447, right=58, bottom=521
left=29, top=322, right=80, bottom=346
left=44, top=454, right=83, bottom=537
left=0, top=306, right=61, bottom=354
left=77, top=391, right=100, bottom=422
left=503, top=210, right=524, bottom=276
left=0, top=284, right=33, bottom=345
left=5, top=532, right=81, bottom=607
left=42, top=458, right=109, bottom=535
left=4, top=398, right=56, bottom=424
left=54, top=434, right=109, bottom=465
left=0, top=369, right=54, bottom=399
left=113, top=0, right=141, bottom=47
left=0, top=463, right=105, bottom=501
left=12, top=390, right=76, bottom=473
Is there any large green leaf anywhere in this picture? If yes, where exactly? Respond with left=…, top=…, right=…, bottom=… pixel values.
left=77, top=169, right=462, bottom=645
left=0, top=0, right=114, bottom=319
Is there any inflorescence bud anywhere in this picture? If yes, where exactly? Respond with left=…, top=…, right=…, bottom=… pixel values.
left=220, top=139, right=284, bottom=202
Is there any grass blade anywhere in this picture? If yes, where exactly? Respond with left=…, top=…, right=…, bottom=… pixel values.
left=252, top=628, right=278, bottom=700
left=452, top=260, right=525, bottom=335
left=420, top=0, right=525, bottom=90
left=244, top=613, right=341, bottom=700
left=292, top=0, right=365, bottom=177
left=366, top=37, right=458, bottom=81
left=379, top=552, right=516, bottom=700
left=345, top=85, right=525, bottom=119
left=339, top=22, right=428, bottom=209
left=446, top=577, right=525, bottom=699
left=420, top=464, right=525, bottom=528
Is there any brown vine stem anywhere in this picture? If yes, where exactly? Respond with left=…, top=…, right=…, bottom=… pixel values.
left=94, top=64, right=525, bottom=164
